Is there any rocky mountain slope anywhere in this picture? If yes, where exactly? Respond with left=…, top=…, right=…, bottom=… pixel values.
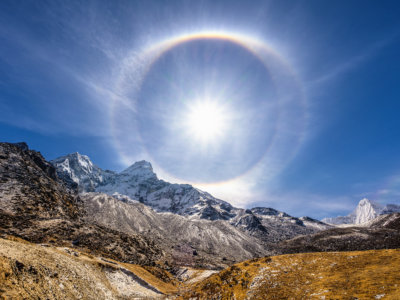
left=0, top=142, right=80, bottom=220
left=322, top=198, right=400, bottom=225
left=82, top=193, right=269, bottom=269
left=179, top=249, right=400, bottom=299
left=0, top=142, right=165, bottom=266
left=52, top=152, right=331, bottom=244
left=84, top=191, right=400, bottom=268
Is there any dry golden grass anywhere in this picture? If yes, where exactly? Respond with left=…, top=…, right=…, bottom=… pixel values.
left=179, top=249, right=400, bottom=299
left=0, top=237, right=178, bottom=299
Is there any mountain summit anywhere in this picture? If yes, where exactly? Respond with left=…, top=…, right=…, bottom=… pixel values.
left=120, top=160, right=157, bottom=180
left=51, top=153, right=115, bottom=191
left=323, top=198, right=400, bottom=225
left=354, top=198, right=384, bottom=224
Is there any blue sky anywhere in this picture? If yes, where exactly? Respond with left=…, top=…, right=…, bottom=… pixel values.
left=1, top=0, right=400, bottom=219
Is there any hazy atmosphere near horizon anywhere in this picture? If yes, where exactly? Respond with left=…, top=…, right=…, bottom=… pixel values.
left=1, top=0, right=400, bottom=219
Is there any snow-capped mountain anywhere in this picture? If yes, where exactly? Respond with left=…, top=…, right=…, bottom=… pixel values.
left=322, top=198, right=400, bottom=225
left=94, top=160, right=237, bottom=218
left=51, top=153, right=115, bottom=192
left=51, top=153, right=331, bottom=239
left=354, top=198, right=385, bottom=224
left=52, top=154, right=238, bottom=218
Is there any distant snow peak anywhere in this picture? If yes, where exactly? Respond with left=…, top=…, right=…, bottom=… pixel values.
left=359, top=198, right=369, bottom=204
left=354, top=198, right=384, bottom=224
left=124, top=160, right=153, bottom=172
left=358, top=198, right=382, bottom=209
left=323, top=198, right=400, bottom=225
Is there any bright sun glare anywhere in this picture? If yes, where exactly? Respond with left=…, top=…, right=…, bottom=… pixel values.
left=186, top=101, right=229, bottom=143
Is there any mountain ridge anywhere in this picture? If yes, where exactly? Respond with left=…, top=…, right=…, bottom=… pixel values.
left=51, top=153, right=320, bottom=219
left=51, top=152, right=331, bottom=242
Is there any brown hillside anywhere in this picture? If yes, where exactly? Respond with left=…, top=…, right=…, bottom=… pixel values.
left=179, top=249, right=400, bottom=299
left=0, top=236, right=179, bottom=299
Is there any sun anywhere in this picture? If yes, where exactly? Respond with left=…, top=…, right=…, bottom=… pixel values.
left=185, top=100, right=230, bottom=144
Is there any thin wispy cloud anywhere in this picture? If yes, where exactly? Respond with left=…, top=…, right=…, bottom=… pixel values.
left=307, top=33, right=399, bottom=87
left=0, top=8, right=118, bottom=137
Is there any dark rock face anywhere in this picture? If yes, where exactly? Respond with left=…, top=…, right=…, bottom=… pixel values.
left=231, top=212, right=268, bottom=235
left=199, top=205, right=229, bottom=221
left=11, top=142, right=29, bottom=151
left=0, top=143, right=165, bottom=266
left=0, top=142, right=80, bottom=219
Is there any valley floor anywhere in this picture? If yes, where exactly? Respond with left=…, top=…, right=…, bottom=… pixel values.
left=0, top=236, right=399, bottom=299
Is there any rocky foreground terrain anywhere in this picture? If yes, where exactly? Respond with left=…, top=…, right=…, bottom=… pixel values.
left=1, top=142, right=400, bottom=299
